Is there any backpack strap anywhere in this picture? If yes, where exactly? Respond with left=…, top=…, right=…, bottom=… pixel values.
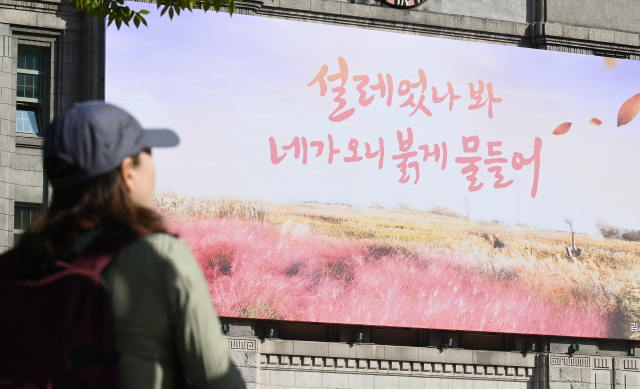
left=0, top=249, right=21, bottom=283
left=69, top=232, right=146, bottom=274
left=64, top=345, right=120, bottom=373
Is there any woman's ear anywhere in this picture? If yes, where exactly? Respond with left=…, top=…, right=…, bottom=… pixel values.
left=120, top=156, right=135, bottom=194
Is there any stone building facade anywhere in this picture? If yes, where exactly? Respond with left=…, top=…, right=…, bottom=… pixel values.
left=0, top=0, right=103, bottom=251
left=2, top=0, right=639, bottom=388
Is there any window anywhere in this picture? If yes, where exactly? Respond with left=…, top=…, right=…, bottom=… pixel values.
left=14, top=203, right=41, bottom=246
left=16, top=50, right=45, bottom=135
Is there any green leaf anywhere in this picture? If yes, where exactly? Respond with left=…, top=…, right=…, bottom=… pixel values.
left=78, top=0, right=241, bottom=26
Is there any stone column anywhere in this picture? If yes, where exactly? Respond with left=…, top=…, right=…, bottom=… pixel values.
left=227, top=337, right=260, bottom=389
left=614, top=357, right=624, bottom=389
left=223, top=319, right=260, bottom=389
left=0, top=23, right=14, bottom=252
left=82, top=15, right=105, bottom=102
left=537, top=353, right=549, bottom=389
left=548, top=354, right=592, bottom=389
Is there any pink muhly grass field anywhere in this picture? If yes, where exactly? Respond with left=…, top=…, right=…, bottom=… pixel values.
left=169, top=218, right=614, bottom=338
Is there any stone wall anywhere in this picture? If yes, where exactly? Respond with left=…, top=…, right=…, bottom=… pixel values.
left=0, top=0, right=105, bottom=251
left=258, top=340, right=536, bottom=389
left=223, top=319, right=640, bottom=389
left=224, top=0, right=640, bottom=60
left=545, top=0, right=640, bottom=34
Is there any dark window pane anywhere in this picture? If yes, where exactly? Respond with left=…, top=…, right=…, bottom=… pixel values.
left=29, top=207, right=39, bottom=227
left=24, top=209, right=33, bottom=230
left=16, top=108, right=39, bottom=133
left=14, top=205, right=40, bottom=231
left=17, top=74, right=24, bottom=97
left=14, top=232, right=23, bottom=246
left=18, top=50, right=43, bottom=71
left=14, top=207, right=22, bottom=230
left=17, top=73, right=42, bottom=100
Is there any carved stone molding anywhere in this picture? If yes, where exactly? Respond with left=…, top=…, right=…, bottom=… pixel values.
left=624, top=359, right=640, bottom=371
left=549, top=356, right=591, bottom=368
left=260, top=353, right=534, bottom=381
left=594, top=357, right=611, bottom=370
left=228, top=337, right=261, bottom=352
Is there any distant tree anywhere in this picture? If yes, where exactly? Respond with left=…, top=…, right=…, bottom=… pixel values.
left=395, top=203, right=411, bottom=211
left=430, top=206, right=460, bottom=218
left=622, top=230, right=640, bottom=242
left=462, top=197, right=469, bottom=218
left=369, top=202, right=385, bottom=210
left=595, top=218, right=620, bottom=239
left=564, top=218, right=574, bottom=233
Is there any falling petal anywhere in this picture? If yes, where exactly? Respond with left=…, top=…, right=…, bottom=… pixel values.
left=552, top=122, right=572, bottom=135
left=617, top=93, right=640, bottom=127
left=589, top=118, right=602, bottom=126
left=604, top=57, right=618, bottom=70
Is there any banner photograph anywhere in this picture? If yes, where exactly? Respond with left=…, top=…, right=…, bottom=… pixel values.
left=107, top=6, right=640, bottom=340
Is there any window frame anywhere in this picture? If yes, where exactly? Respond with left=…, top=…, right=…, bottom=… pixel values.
left=15, top=47, right=48, bottom=137
left=13, top=202, right=42, bottom=246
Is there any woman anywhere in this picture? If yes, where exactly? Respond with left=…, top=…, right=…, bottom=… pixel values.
left=18, top=101, right=245, bottom=389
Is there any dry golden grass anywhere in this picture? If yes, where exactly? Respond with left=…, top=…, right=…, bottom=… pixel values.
left=155, top=193, right=270, bottom=222
left=271, top=202, right=640, bottom=266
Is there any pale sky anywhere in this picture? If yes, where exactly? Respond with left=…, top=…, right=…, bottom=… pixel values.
left=106, top=4, right=640, bottom=235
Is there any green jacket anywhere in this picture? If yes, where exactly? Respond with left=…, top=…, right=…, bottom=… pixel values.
left=75, top=232, right=245, bottom=389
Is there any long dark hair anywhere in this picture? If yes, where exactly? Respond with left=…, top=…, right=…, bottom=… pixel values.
left=18, top=150, right=166, bottom=267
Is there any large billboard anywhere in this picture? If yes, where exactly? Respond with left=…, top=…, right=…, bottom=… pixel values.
left=107, top=5, right=640, bottom=339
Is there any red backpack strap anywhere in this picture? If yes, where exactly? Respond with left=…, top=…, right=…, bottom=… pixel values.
left=70, top=232, right=147, bottom=274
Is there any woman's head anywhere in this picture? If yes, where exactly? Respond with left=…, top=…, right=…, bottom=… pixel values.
left=20, top=102, right=179, bottom=264
left=45, top=148, right=156, bottom=222
left=44, top=101, right=178, bottom=191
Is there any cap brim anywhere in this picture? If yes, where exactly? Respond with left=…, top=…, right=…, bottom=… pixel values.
left=142, top=129, right=180, bottom=148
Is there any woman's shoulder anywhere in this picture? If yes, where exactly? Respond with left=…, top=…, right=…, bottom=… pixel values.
left=118, top=233, right=194, bottom=268
left=132, top=232, right=187, bottom=250
left=117, top=232, right=208, bottom=300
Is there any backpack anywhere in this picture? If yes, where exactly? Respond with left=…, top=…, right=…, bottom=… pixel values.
left=0, top=234, right=138, bottom=389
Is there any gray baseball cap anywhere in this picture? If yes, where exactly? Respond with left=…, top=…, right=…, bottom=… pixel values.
left=44, top=101, right=179, bottom=189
